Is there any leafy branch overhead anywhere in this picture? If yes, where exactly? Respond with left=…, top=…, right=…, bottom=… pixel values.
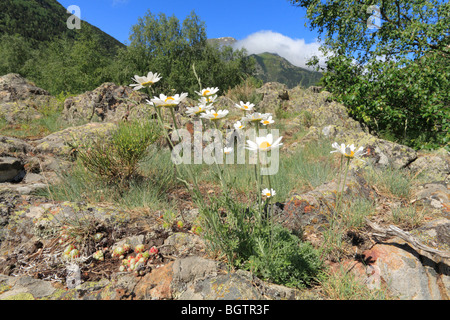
left=290, top=0, right=450, bottom=150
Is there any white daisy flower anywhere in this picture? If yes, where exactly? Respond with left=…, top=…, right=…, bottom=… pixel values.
left=198, top=95, right=218, bottom=105
left=330, top=142, right=366, bottom=160
left=261, top=188, right=276, bottom=198
left=234, top=121, right=245, bottom=130
left=130, top=72, right=161, bottom=91
left=234, top=101, right=255, bottom=111
left=199, top=109, right=229, bottom=121
left=243, top=112, right=272, bottom=123
left=223, top=147, right=233, bottom=155
left=149, top=93, right=188, bottom=108
left=186, top=104, right=213, bottom=116
left=260, top=116, right=274, bottom=126
left=246, top=133, right=283, bottom=152
left=195, top=87, right=219, bottom=97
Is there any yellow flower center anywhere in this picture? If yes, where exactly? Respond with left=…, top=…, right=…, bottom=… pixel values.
left=344, top=147, right=355, bottom=158
left=266, top=192, right=271, bottom=197
left=141, top=81, right=154, bottom=86
left=243, top=105, right=248, bottom=109
left=259, top=141, right=271, bottom=150
left=263, top=120, right=269, bottom=124
left=165, top=96, right=175, bottom=103
left=203, top=90, right=210, bottom=96
left=213, top=113, right=219, bottom=118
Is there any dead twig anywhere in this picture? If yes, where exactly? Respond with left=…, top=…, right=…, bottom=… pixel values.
left=365, top=218, right=450, bottom=262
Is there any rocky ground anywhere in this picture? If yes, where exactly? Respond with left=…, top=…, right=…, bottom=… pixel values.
left=0, top=74, right=449, bottom=300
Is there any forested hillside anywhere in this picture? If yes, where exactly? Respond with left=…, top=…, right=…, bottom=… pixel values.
left=0, top=1, right=255, bottom=96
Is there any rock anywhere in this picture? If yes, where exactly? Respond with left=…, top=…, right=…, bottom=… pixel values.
left=277, top=171, right=374, bottom=238
left=0, top=157, right=25, bottom=183
left=357, top=237, right=450, bottom=300
left=284, top=85, right=418, bottom=169
left=412, top=183, right=449, bottom=213
left=176, top=270, right=265, bottom=300
left=408, top=154, right=450, bottom=183
left=0, top=182, right=48, bottom=195
left=62, top=82, right=151, bottom=123
left=0, top=136, right=32, bottom=157
left=0, top=274, right=57, bottom=300
left=0, top=74, right=51, bottom=103
left=307, top=124, right=418, bottom=169
left=0, top=102, right=43, bottom=124
left=309, top=86, right=323, bottom=93
left=256, top=82, right=288, bottom=95
left=161, top=232, right=206, bottom=257
left=134, top=262, right=174, bottom=300
left=33, top=122, right=117, bottom=158
left=171, top=257, right=309, bottom=300
left=0, top=74, right=58, bottom=124
left=413, top=218, right=450, bottom=251
left=255, top=82, right=288, bottom=114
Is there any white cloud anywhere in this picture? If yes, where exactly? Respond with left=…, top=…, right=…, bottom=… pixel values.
left=232, top=30, right=327, bottom=70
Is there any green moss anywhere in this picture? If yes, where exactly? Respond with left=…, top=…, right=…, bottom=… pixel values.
left=2, top=292, right=35, bottom=300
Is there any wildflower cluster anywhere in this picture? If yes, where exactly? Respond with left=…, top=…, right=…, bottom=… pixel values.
left=129, top=71, right=324, bottom=288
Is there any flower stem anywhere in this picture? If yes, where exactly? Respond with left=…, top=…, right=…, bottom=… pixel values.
left=336, top=157, right=350, bottom=216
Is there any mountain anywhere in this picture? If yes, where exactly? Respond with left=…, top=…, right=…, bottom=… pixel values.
left=0, top=0, right=124, bottom=52
left=208, top=37, right=322, bottom=88
left=251, top=52, right=322, bottom=88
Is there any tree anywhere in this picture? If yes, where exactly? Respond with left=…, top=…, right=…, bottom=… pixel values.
left=0, top=34, right=33, bottom=75
left=111, top=10, right=255, bottom=96
left=28, top=31, right=113, bottom=95
left=290, top=0, right=450, bottom=150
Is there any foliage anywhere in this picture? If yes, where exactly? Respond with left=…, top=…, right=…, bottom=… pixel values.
left=0, top=0, right=123, bottom=49
left=317, top=264, right=391, bottom=300
left=252, top=52, right=323, bottom=88
left=109, top=11, right=256, bottom=96
left=224, top=77, right=264, bottom=106
left=40, top=148, right=177, bottom=211
left=363, top=164, right=413, bottom=199
left=291, top=0, right=450, bottom=150
left=25, top=31, right=115, bottom=95
left=74, top=120, right=161, bottom=185
left=243, top=223, right=322, bottom=288
left=199, top=193, right=322, bottom=288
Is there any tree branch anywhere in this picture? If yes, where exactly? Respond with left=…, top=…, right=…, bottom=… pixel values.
left=365, top=219, right=450, bottom=262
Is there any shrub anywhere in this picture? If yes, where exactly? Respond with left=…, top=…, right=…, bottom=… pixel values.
left=74, top=120, right=161, bottom=185
left=244, top=224, right=323, bottom=288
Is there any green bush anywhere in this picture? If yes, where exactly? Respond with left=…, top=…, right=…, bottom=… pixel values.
left=199, top=194, right=322, bottom=289
left=291, top=0, right=450, bottom=150
left=75, top=120, right=161, bottom=185
left=244, top=224, right=322, bottom=288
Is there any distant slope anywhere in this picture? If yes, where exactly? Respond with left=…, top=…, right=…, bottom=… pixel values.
left=251, top=52, right=322, bottom=88
left=208, top=37, right=322, bottom=88
left=0, top=0, right=124, bottom=52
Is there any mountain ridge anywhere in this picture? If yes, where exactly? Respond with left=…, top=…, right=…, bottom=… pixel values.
left=0, top=0, right=124, bottom=52
left=208, top=37, right=322, bottom=88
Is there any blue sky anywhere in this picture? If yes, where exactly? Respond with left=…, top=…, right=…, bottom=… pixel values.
left=58, top=0, right=324, bottom=69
